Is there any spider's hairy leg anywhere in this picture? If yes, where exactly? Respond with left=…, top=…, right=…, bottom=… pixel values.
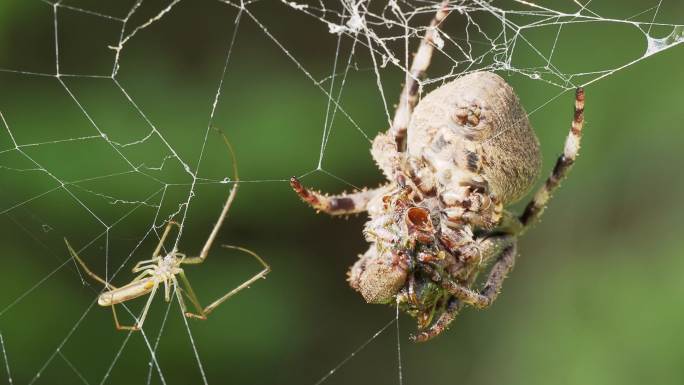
left=520, top=88, right=585, bottom=230
left=180, top=245, right=270, bottom=319
left=479, top=244, right=518, bottom=305
left=422, top=264, right=490, bottom=308
left=423, top=236, right=516, bottom=309
left=390, top=0, right=451, bottom=150
left=411, top=298, right=462, bottom=343
left=290, top=177, right=389, bottom=216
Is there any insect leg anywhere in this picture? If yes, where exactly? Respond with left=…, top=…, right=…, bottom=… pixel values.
left=519, top=88, right=585, bottom=231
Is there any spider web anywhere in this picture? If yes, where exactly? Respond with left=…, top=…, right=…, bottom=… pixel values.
left=0, top=0, right=682, bottom=384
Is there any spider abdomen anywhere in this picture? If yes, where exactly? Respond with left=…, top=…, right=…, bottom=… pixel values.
left=407, top=72, right=541, bottom=206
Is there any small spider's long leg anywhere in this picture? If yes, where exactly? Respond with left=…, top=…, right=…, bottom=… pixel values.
left=411, top=297, right=462, bottom=343
left=108, top=281, right=159, bottom=331
left=181, top=245, right=270, bottom=319
left=519, top=88, right=585, bottom=232
left=176, top=270, right=206, bottom=319
left=152, top=220, right=180, bottom=258
left=132, top=259, right=159, bottom=273
left=389, top=0, right=451, bottom=151
left=172, top=276, right=191, bottom=315
left=131, top=269, right=154, bottom=282
left=164, top=276, right=171, bottom=302
left=64, top=238, right=118, bottom=290
left=111, top=305, right=138, bottom=331
left=182, top=128, right=239, bottom=265
left=133, top=281, right=159, bottom=330
left=290, top=177, right=390, bottom=216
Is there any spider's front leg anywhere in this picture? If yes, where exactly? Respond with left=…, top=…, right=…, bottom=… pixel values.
left=290, top=177, right=390, bottom=216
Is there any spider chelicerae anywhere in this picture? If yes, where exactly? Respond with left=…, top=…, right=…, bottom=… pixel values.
left=291, top=2, right=586, bottom=341
left=67, top=131, right=270, bottom=331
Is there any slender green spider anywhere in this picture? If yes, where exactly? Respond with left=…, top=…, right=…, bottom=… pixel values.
left=66, top=132, right=270, bottom=331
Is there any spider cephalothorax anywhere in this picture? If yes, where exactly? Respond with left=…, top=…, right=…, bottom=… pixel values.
left=291, top=2, right=586, bottom=342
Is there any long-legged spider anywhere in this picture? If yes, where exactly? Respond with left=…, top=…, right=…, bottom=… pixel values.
left=66, top=131, right=270, bottom=331
left=291, top=1, right=586, bottom=341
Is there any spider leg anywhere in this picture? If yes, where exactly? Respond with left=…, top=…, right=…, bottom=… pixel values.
left=411, top=297, right=462, bottom=342
left=110, top=281, right=159, bottom=331
left=182, top=128, right=238, bottom=265
left=181, top=245, right=270, bottom=319
left=164, top=276, right=171, bottom=302
left=131, top=269, right=154, bottom=282
left=132, top=259, right=159, bottom=273
left=172, top=276, right=192, bottom=315
left=64, top=238, right=118, bottom=290
left=424, top=236, right=516, bottom=308
left=133, top=281, right=159, bottom=330
left=152, top=220, right=180, bottom=258
left=389, top=0, right=451, bottom=151
left=519, top=88, right=585, bottom=231
left=290, top=177, right=390, bottom=216
left=422, top=264, right=491, bottom=308
left=479, top=243, right=518, bottom=304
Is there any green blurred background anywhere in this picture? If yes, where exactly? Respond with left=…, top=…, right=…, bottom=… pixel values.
left=1, top=1, right=684, bottom=384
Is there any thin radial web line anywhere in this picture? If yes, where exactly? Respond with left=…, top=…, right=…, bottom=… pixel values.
left=146, top=300, right=174, bottom=385
left=317, top=8, right=346, bottom=168
left=318, top=33, right=360, bottom=168
left=312, top=316, right=397, bottom=385
left=0, top=333, right=13, bottom=385
left=181, top=312, right=208, bottom=385
left=395, top=302, right=403, bottom=385
left=57, top=350, right=90, bottom=385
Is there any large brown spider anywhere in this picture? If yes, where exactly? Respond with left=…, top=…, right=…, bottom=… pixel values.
left=291, top=2, right=586, bottom=342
